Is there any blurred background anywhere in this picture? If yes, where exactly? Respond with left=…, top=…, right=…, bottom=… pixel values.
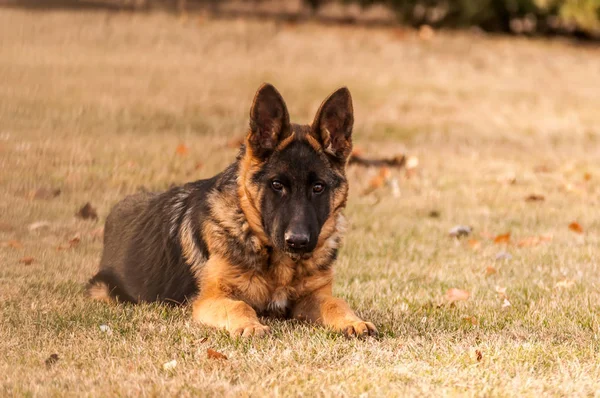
left=4, top=0, right=600, bottom=38
left=2, top=1, right=600, bottom=395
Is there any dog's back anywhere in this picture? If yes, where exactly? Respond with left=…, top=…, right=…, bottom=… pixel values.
left=88, top=175, right=221, bottom=304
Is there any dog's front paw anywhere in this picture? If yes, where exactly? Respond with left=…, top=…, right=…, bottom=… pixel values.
left=341, top=321, right=378, bottom=338
left=230, top=322, right=271, bottom=338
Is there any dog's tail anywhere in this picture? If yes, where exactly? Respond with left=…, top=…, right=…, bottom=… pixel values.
left=86, top=269, right=136, bottom=303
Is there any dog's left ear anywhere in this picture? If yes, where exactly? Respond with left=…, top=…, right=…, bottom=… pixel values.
left=311, top=87, right=354, bottom=160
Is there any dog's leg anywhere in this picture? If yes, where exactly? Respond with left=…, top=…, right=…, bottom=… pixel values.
left=292, top=284, right=377, bottom=338
left=192, top=295, right=270, bottom=338
left=192, top=255, right=270, bottom=338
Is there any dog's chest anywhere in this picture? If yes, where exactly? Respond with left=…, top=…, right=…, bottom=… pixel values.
left=241, top=255, right=307, bottom=315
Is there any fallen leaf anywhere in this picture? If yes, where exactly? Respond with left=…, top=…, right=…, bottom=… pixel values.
left=28, top=221, right=51, bottom=231
left=493, top=233, right=511, bottom=244
left=207, top=348, right=228, bottom=360
left=45, top=354, right=59, bottom=369
left=468, top=239, right=481, bottom=250
left=29, top=187, right=61, bottom=200
left=76, top=203, right=98, bottom=221
left=485, top=266, right=497, bottom=276
left=534, top=165, right=553, bottom=173
left=163, top=359, right=177, bottom=370
left=199, top=337, right=208, bottom=344
left=19, top=256, right=34, bottom=265
left=568, top=222, right=583, bottom=234
left=3, top=239, right=23, bottom=248
left=554, top=279, right=575, bottom=289
left=390, top=27, right=408, bottom=41
left=428, top=210, right=440, bottom=218
left=449, top=225, right=472, bottom=238
left=462, top=316, right=479, bottom=326
left=445, top=288, right=470, bottom=303
left=362, top=167, right=391, bottom=195
left=476, top=349, right=483, bottom=362
left=525, top=194, right=545, bottom=202
left=176, top=143, right=189, bottom=156
left=57, top=235, right=81, bottom=251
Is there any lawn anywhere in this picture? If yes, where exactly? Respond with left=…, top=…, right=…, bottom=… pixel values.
left=1, top=8, right=599, bottom=397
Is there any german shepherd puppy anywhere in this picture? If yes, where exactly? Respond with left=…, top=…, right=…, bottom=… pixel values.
left=87, top=84, right=377, bottom=338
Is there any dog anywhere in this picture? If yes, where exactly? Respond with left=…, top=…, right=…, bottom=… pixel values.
left=87, top=83, right=377, bottom=338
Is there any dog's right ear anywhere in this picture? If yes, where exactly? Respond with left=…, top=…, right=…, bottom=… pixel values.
left=247, top=83, right=290, bottom=159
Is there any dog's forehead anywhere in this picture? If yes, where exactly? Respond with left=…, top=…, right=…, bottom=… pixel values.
left=268, top=140, right=328, bottom=178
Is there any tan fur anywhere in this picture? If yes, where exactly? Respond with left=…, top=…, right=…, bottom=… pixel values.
left=305, top=133, right=324, bottom=153
left=275, top=130, right=296, bottom=151
left=237, top=144, right=270, bottom=245
left=179, top=209, right=206, bottom=278
left=190, top=85, right=376, bottom=338
left=87, top=282, right=112, bottom=303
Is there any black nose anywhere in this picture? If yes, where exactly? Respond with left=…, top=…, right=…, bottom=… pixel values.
left=285, top=231, right=310, bottom=250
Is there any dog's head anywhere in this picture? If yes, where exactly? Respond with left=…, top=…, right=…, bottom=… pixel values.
left=239, top=83, right=353, bottom=256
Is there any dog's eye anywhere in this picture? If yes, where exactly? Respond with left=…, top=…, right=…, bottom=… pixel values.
left=271, top=180, right=284, bottom=192
left=313, top=183, right=325, bottom=194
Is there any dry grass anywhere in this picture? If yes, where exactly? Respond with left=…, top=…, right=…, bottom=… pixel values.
left=1, top=8, right=600, bottom=397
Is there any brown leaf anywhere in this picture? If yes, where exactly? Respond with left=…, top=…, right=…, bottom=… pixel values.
left=57, top=235, right=81, bottom=251
left=467, top=239, right=481, bottom=250
left=3, top=239, right=23, bottom=249
left=493, top=233, right=511, bottom=244
left=390, top=27, right=408, bottom=41
left=485, top=266, right=497, bottom=276
left=445, top=288, right=470, bottom=303
left=176, top=143, right=189, bottom=156
left=30, top=187, right=61, bottom=200
left=534, top=165, right=553, bottom=173
left=19, top=256, right=34, bottom=265
left=462, top=316, right=479, bottom=326
left=525, top=194, right=545, bottom=202
left=207, top=348, right=227, bottom=360
left=568, top=222, right=583, bottom=234
left=362, top=167, right=391, bottom=195
left=583, top=172, right=592, bottom=182
left=69, top=236, right=81, bottom=247
left=45, top=354, right=59, bottom=369
left=76, top=203, right=98, bottom=221
left=476, top=350, right=483, bottom=362
left=199, top=337, right=208, bottom=344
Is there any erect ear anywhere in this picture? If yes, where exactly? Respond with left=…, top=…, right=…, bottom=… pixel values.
left=247, top=83, right=290, bottom=158
left=311, top=87, right=354, bottom=160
